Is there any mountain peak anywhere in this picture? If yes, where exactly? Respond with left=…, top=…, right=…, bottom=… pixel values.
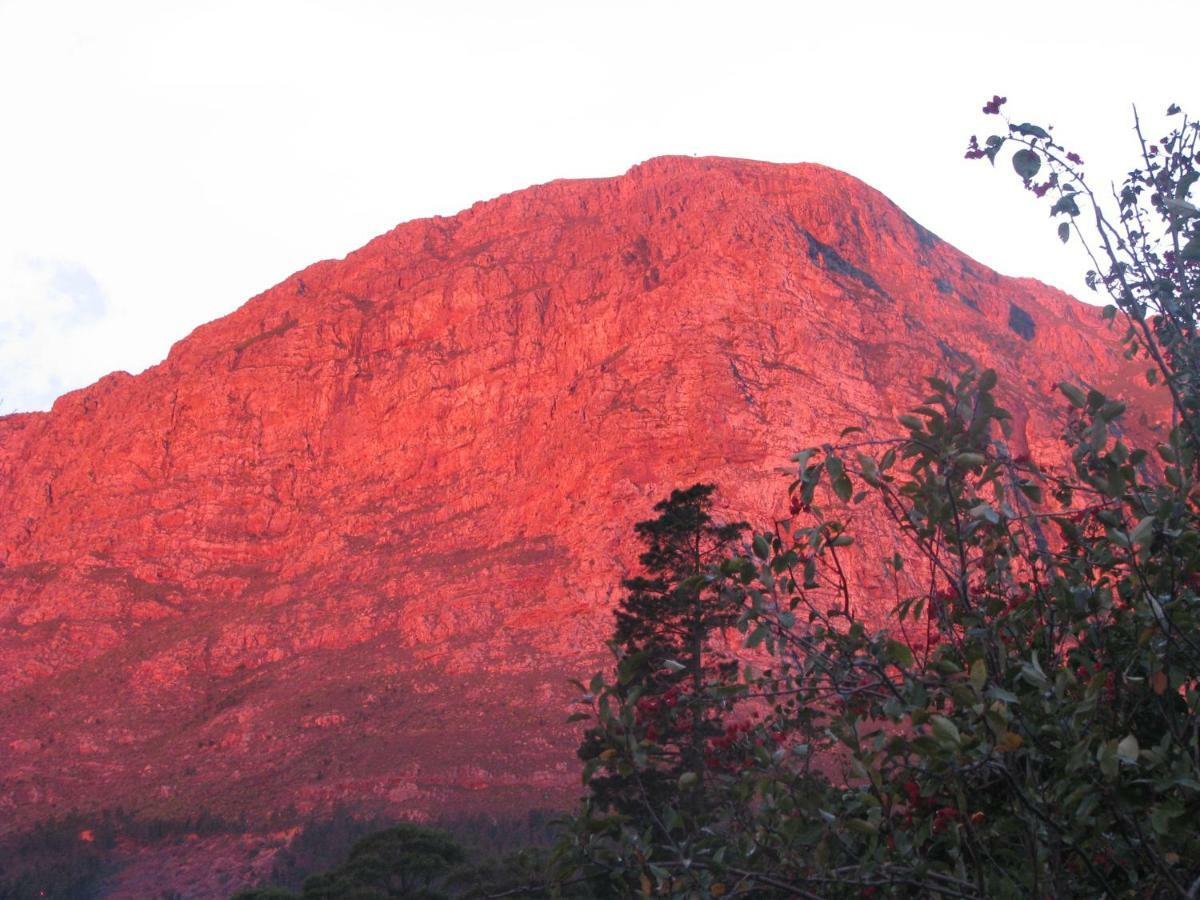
left=0, top=157, right=1162, bottom=896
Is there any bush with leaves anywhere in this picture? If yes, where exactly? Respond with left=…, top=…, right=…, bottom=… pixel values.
left=557, top=101, right=1200, bottom=898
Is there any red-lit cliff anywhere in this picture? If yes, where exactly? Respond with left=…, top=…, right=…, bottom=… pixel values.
left=0, top=157, right=1164, bottom=893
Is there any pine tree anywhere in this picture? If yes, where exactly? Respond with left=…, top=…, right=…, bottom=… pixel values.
left=578, top=484, right=748, bottom=814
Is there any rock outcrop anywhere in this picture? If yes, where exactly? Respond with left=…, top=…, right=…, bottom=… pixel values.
left=0, top=157, right=1164, bottom=891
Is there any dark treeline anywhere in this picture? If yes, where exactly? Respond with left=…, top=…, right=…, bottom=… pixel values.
left=244, top=807, right=564, bottom=898
left=0, top=805, right=564, bottom=900
left=0, top=807, right=252, bottom=899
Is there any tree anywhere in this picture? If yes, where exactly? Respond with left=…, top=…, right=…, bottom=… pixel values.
left=574, top=485, right=748, bottom=828
left=296, top=824, right=465, bottom=899
left=558, top=101, right=1200, bottom=898
left=259, top=806, right=398, bottom=893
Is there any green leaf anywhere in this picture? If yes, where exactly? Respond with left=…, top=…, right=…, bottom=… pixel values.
left=752, top=534, right=771, bottom=560
left=983, top=135, right=1005, bottom=164
left=826, top=456, right=852, bottom=502
left=969, top=659, right=987, bottom=691
left=1129, top=516, right=1156, bottom=548
left=678, top=771, right=699, bottom=788
left=1012, top=148, right=1041, bottom=180
left=1058, top=222, right=1070, bottom=243
left=977, top=368, right=998, bottom=392
left=969, top=502, right=999, bottom=524
left=832, top=474, right=853, bottom=503
left=1164, top=197, right=1200, bottom=219
left=1051, top=194, right=1081, bottom=217
left=845, top=818, right=879, bottom=836
left=986, top=685, right=1019, bottom=704
left=661, top=659, right=686, bottom=673
left=1059, top=382, right=1087, bottom=408
left=898, top=414, right=925, bottom=431
left=1020, top=660, right=1048, bottom=688
left=886, top=639, right=914, bottom=669
left=930, top=715, right=961, bottom=746
left=857, top=452, right=881, bottom=486
left=1012, top=122, right=1050, bottom=140
left=1098, top=740, right=1118, bottom=779
left=825, top=454, right=844, bottom=479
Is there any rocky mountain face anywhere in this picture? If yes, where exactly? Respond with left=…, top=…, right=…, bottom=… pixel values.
left=0, top=156, right=1164, bottom=895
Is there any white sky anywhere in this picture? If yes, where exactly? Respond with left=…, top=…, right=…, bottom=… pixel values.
left=1, top=0, right=1197, bottom=413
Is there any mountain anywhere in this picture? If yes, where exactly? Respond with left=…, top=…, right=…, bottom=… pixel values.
left=0, top=156, right=1163, bottom=895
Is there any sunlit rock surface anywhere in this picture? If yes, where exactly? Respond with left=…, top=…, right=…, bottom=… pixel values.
left=0, top=156, right=1163, bottom=894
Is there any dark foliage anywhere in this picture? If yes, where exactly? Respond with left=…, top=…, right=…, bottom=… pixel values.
left=0, top=808, right=246, bottom=899
left=577, top=484, right=748, bottom=817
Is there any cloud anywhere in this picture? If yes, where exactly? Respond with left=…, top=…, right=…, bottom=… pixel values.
left=0, top=256, right=110, bottom=413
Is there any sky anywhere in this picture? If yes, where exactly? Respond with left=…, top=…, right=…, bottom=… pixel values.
left=1, top=0, right=1197, bottom=413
